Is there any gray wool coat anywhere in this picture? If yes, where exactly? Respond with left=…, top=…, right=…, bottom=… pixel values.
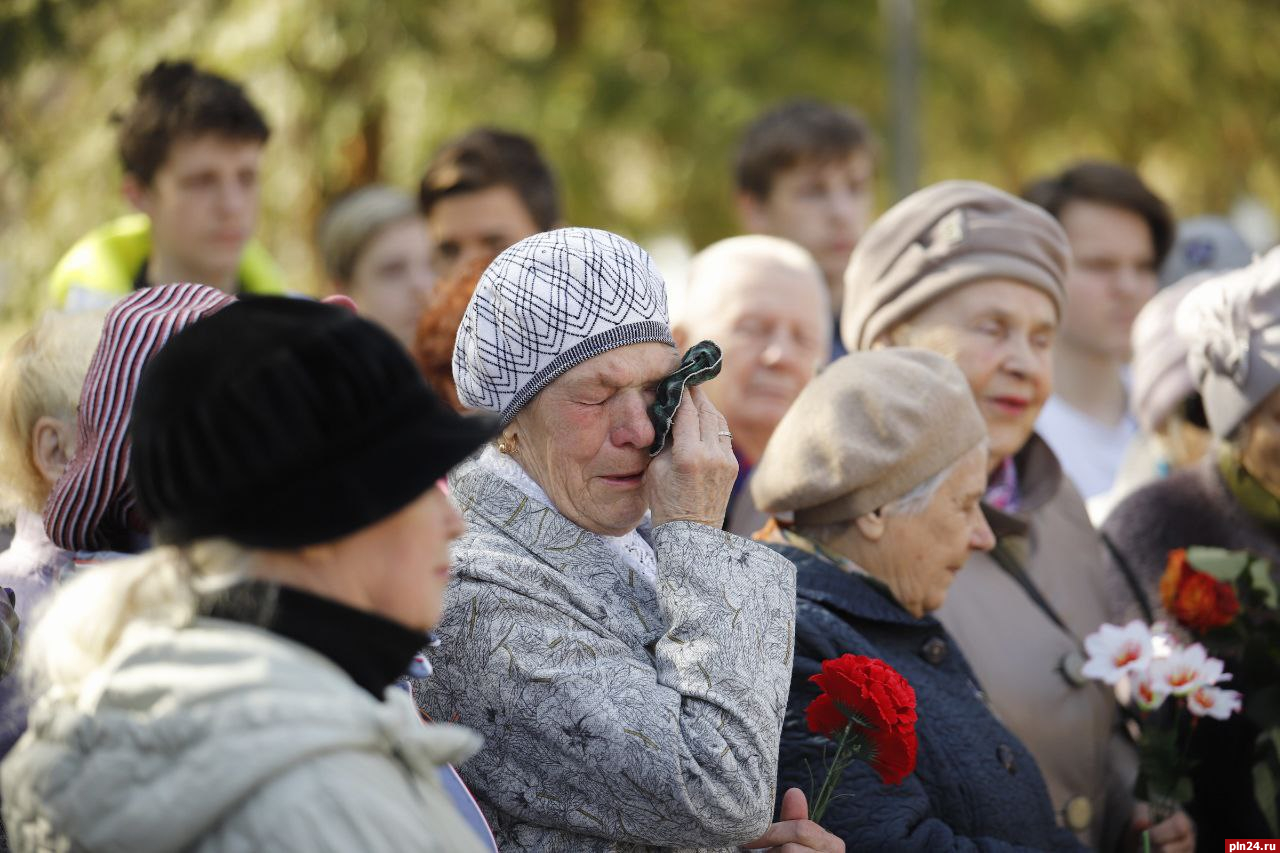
left=415, top=458, right=798, bottom=853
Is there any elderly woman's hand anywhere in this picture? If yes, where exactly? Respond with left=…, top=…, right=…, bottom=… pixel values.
left=644, top=385, right=738, bottom=529
left=1128, top=803, right=1194, bottom=853
left=740, top=788, right=846, bottom=852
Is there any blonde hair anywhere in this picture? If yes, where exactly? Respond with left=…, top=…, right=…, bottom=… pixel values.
left=317, top=185, right=420, bottom=285
left=0, top=310, right=106, bottom=516
left=21, top=538, right=251, bottom=700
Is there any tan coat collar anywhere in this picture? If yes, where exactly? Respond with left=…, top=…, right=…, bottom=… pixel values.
left=982, top=433, right=1064, bottom=539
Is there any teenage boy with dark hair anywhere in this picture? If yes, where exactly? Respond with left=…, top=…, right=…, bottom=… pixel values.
left=418, top=128, right=561, bottom=282
left=48, top=60, right=286, bottom=310
left=1023, top=161, right=1175, bottom=500
left=734, top=99, right=876, bottom=359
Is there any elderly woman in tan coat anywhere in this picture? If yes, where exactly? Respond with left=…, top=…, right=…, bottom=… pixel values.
left=839, top=181, right=1193, bottom=853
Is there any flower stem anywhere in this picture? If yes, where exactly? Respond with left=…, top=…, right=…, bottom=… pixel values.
left=810, top=724, right=853, bottom=825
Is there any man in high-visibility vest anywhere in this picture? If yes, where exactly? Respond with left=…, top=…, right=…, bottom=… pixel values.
left=48, top=60, right=287, bottom=310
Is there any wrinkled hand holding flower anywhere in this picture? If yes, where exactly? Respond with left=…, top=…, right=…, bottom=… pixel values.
left=803, top=654, right=918, bottom=823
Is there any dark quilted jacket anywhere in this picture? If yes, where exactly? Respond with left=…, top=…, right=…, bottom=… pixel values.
left=771, top=544, right=1085, bottom=852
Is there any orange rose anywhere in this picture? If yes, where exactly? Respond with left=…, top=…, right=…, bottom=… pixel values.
left=1158, top=550, right=1190, bottom=610
left=1160, top=549, right=1241, bottom=633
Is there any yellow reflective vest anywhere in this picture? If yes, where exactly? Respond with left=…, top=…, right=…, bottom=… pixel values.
left=47, top=214, right=288, bottom=309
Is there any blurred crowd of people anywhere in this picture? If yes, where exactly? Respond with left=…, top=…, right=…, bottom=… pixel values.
left=0, top=57, right=1272, bottom=852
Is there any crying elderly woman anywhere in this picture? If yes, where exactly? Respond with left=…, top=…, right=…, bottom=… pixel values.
left=416, top=227, right=841, bottom=853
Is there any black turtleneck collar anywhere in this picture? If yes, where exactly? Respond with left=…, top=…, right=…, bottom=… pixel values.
left=201, top=581, right=427, bottom=698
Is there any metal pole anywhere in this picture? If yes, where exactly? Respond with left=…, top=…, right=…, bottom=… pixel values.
left=882, top=0, right=919, bottom=201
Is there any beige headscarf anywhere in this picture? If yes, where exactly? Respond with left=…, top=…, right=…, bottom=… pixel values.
left=841, top=180, right=1070, bottom=351
left=1177, top=246, right=1280, bottom=439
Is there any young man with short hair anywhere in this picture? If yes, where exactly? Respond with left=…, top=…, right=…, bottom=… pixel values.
left=1023, top=161, right=1175, bottom=500
left=49, top=60, right=286, bottom=310
left=418, top=128, right=560, bottom=282
left=734, top=100, right=876, bottom=358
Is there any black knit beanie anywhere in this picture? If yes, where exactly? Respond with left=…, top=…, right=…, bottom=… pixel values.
left=129, top=297, right=497, bottom=549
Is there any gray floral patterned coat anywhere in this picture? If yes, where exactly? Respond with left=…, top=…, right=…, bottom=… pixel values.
left=414, top=458, right=798, bottom=852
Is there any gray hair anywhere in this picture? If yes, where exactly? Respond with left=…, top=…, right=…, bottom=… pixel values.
left=882, top=448, right=973, bottom=517
left=682, top=235, right=829, bottom=321
left=688, top=235, right=824, bottom=286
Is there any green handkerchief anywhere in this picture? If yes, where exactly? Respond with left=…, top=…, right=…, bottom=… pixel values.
left=648, top=340, right=723, bottom=457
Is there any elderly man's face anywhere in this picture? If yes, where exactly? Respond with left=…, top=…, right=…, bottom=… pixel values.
left=888, top=279, right=1057, bottom=471
left=678, top=261, right=829, bottom=463
left=863, top=445, right=994, bottom=617
left=510, top=342, right=680, bottom=536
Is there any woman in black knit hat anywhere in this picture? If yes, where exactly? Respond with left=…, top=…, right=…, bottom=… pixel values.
left=0, top=298, right=498, bottom=852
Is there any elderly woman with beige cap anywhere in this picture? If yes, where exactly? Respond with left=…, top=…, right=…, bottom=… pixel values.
left=417, top=227, right=841, bottom=853
left=840, top=181, right=1193, bottom=853
left=756, top=347, right=1089, bottom=850
left=1104, top=247, right=1280, bottom=848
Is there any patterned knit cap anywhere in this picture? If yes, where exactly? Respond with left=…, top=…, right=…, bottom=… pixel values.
left=44, top=284, right=235, bottom=552
left=453, top=227, right=674, bottom=425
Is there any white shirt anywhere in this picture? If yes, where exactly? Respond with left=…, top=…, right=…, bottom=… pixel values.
left=1036, top=395, right=1139, bottom=501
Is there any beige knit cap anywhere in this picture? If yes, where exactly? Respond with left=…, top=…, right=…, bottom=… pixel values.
left=841, top=180, right=1071, bottom=351
left=751, top=348, right=987, bottom=524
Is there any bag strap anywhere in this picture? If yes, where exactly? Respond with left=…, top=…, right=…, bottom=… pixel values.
left=1099, top=531, right=1156, bottom=624
left=988, top=539, right=1074, bottom=637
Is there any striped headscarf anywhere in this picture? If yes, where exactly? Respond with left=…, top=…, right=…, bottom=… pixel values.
left=43, top=284, right=235, bottom=552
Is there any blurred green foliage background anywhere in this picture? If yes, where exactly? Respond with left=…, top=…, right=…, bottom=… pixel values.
left=1, top=0, right=1278, bottom=336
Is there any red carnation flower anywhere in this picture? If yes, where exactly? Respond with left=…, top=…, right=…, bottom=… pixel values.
left=804, top=654, right=919, bottom=821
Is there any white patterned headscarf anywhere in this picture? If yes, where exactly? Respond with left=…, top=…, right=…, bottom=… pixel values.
left=1177, top=245, right=1278, bottom=439
left=453, top=228, right=674, bottom=425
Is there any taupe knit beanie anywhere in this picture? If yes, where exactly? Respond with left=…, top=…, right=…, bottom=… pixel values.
left=841, top=180, right=1070, bottom=351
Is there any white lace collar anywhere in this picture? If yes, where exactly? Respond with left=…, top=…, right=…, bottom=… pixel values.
left=475, top=445, right=658, bottom=586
